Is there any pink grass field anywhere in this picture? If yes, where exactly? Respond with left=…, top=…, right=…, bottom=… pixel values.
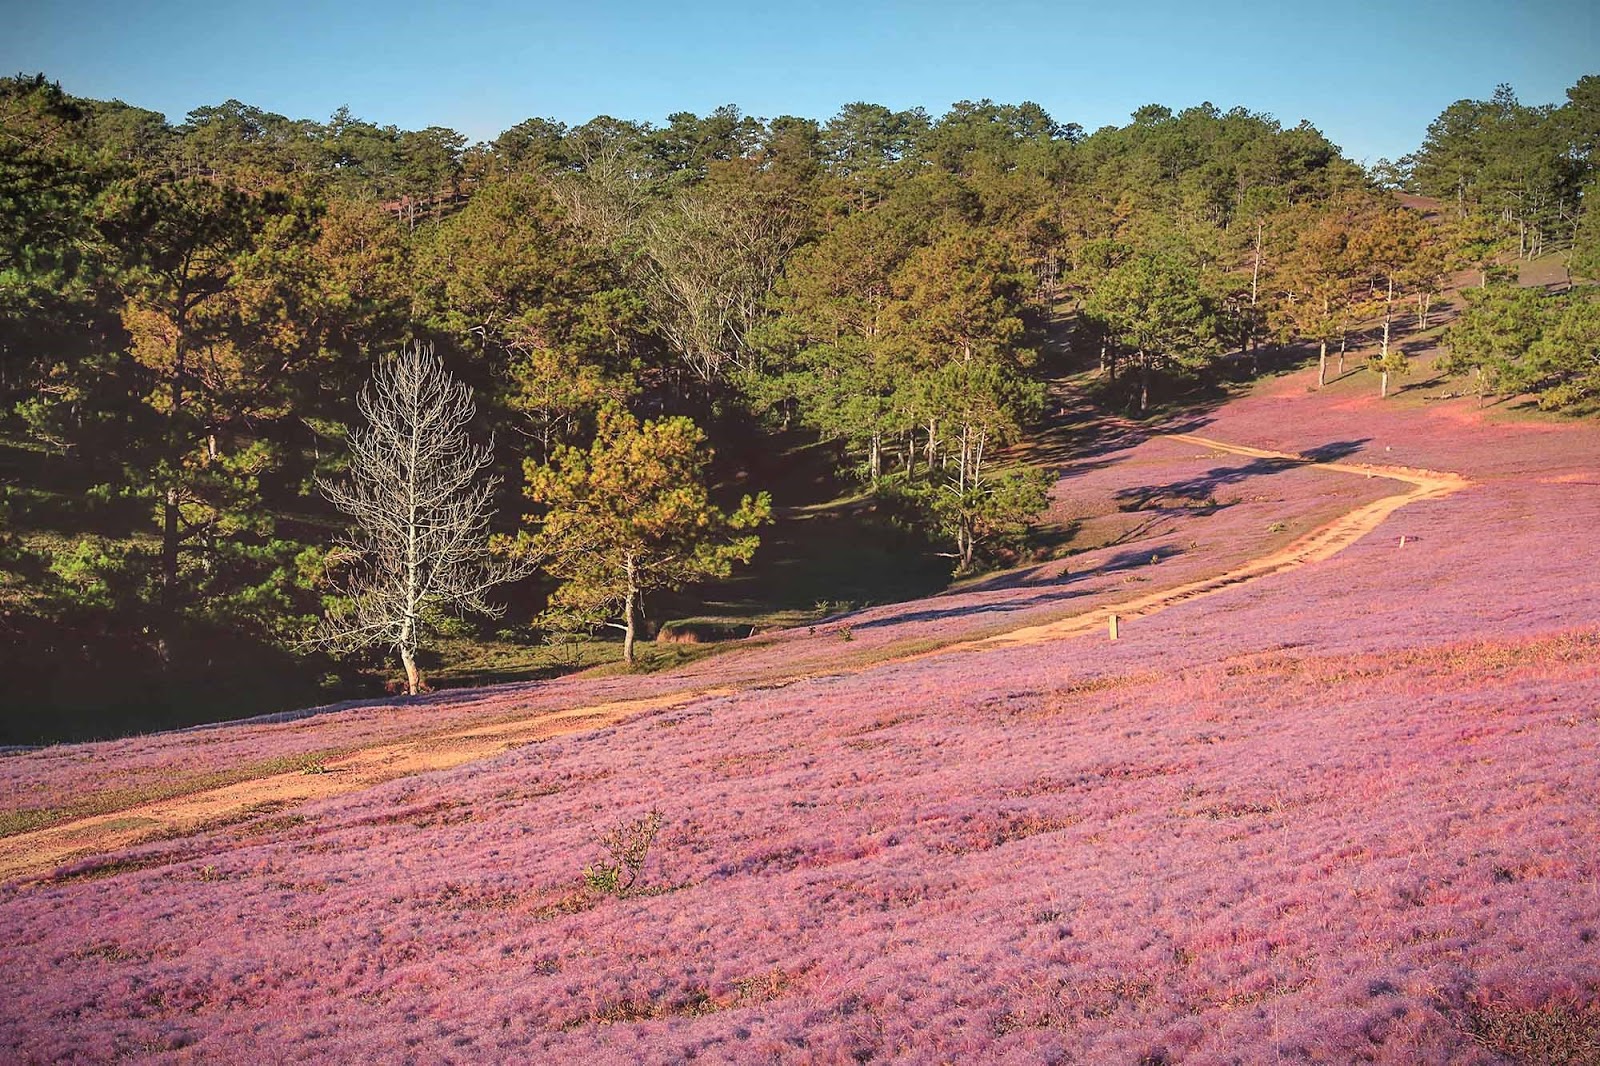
left=4, top=367, right=1600, bottom=1064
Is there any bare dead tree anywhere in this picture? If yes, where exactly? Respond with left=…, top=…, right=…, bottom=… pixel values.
left=311, top=343, right=531, bottom=695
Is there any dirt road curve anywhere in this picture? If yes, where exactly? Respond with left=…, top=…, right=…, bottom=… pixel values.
left=0, top=434, right=1469, bottom=885
left=922, top=433, right=1471, bottom=656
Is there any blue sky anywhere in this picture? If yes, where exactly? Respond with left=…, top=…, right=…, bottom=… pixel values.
left=5, top=0, right=1596, bottom=164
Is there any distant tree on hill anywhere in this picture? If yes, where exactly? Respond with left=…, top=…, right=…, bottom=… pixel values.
left=98, top=176, right=279, bottom=617
left=1523, top=288, right=1600, bottom=410
left=1084, top=250, right=1217, bottom=411
left=764, top=205, right=924, bottom=483
left=1272, top=197, right=1375, bottom=387
left=314, top=344, right=529, bottom=695
left=636, top=167, right=811, bottom=385
left=1572, top=186, right=1600, bottom=282
left=1444, top=283, right=1600, bottom=412
left=1353, top=204, right=1427, bottom=397
left=1441, top=284, right=1547, bottom=404
left=1405, top=82, right=1591, bottom=262
left=412, top=173, right=645, bottom=462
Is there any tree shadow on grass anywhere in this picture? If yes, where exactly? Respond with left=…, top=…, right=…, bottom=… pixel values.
left=1111, top=439, right=1369, bottom=512
left=1299, top=439, right=1369, bottom=462
left=843, top=435, right=1368, bottom=635
left=847, top=543, right=1191, bottom=632
left=1017, top=376, right=1227, bottom=476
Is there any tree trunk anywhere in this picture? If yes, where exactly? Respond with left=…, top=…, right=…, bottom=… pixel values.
left=400, top=644, right=420, bottom=697
left=622, top=555, right=638, bottom=665
left=869, top=431, right=881, bottom=483
left=956, top=421, right=974, bottom=571
left=1381, top=276, right=1394, bottom=359
left=160, top=323, right=189, bottom=613
left=1317, top=339, right=1327, bottom=388
left=1338, top=336, right=1346, bottom=376
left=1139, top=351, right=1150, bottom=413
left=957, top=422, right=968, bottom=497
left=1381, top=369, right=1389, bottom=399
left=1250, top=220, right=1263, bottom=309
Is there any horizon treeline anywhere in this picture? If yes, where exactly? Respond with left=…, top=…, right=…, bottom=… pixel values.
left=1, top=72, right=1597, bottom=735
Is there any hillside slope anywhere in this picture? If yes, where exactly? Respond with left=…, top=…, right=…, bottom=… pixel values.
left=3, top=364, right=1599, bottom=1064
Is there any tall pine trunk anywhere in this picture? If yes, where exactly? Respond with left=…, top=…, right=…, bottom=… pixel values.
left=1381, top=276, right=1394, bottom=360
left=160, top=317, right=189, bottom=616
left=1379, top=276, right=1395, bottom=400
left=161, top=486, right=180, bottom=609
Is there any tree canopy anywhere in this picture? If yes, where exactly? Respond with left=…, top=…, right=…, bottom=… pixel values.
left=4, top=69, right=1598, bottom=735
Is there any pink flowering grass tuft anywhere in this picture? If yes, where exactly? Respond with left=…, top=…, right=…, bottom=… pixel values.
left=4, top=369, right=1600, bottom=1062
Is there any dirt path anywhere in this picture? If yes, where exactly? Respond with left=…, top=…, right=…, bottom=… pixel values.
left=1, top=434, right=1469, bottom=886
left=0, top=689, right=728, bottom=885
left=896, top=433, right=1470, bottom=656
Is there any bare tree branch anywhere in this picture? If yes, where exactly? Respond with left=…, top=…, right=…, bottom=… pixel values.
left=307, top=342, right=535, bottom=695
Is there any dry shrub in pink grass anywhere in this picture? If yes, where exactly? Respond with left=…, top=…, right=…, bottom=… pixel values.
left=1466, top=979, right=1600, bottom=1065
left=3, top=369, right=1600, bottom=1062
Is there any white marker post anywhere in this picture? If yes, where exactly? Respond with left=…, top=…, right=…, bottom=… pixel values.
left=1109, top=614, right=1120, bottom=641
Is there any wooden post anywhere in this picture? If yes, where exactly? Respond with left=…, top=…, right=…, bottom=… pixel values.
left=1109, top=614, right=1120, bottom=641
left=1399, top=535, right=1407, bottom=547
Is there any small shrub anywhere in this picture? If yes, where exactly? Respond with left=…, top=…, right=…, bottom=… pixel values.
left=581, top=863, right=622, bottom=895
left=1470, top=997, right=1600, bottom=1065
left=583, top=810, right=664, bottom=897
